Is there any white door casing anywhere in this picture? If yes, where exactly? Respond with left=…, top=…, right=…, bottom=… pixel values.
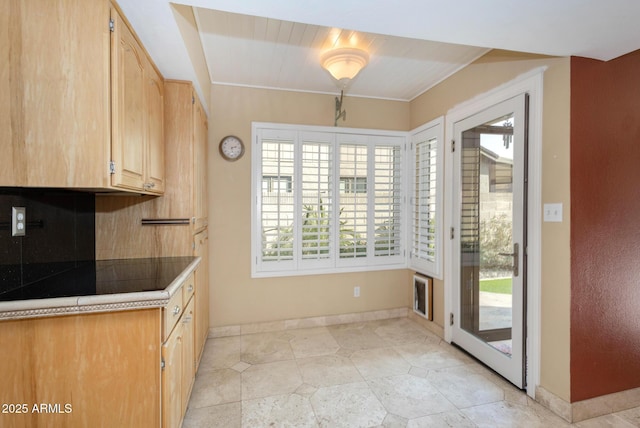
left=444, top=68, right=545, bottom=398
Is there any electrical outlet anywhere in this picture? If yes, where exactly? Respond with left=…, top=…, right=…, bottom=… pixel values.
left=12, top=207, right=26, bottom=237
left=354, top=286, right=360, bottom=297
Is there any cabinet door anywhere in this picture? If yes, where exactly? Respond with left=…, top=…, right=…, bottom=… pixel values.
left=1, top=0, right=15, bottom=185
left=1, top=309, right=161, bottom=428
left=194, top=229, right=210, bottom=362
left=146, top=59, right=165, bottom=194
left=111, top=7, right=146, bottom=191
left=193, top=92, right=209, bottom=230
left=181, top=298, right=195, bottom=413
left=162, top=324, right=183, bottom=428
left=2, top=0, right=110, bottom=188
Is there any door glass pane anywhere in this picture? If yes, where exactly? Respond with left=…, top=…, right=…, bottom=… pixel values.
left=460, top=113, right=514, bottom=356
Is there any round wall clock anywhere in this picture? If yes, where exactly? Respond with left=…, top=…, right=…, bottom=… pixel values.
left=219, top=135, right=245, bottom=161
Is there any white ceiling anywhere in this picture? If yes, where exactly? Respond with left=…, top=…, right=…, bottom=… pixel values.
left=117, top=0, right=640, bottom=102
left=193, top=7, right=489, bottom=100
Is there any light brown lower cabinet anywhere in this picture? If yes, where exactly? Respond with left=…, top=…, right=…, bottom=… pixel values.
left=162, top=317, right=183, bottom=428
left=0, top=309, right=162, bottom=428
left=0, top=269, right=205, bottom=428
left=162, top=297, right=195, bottom=428
left=162, top=273, right=197, bottom=428
left=194, top=229, right=210, bottom=366
left=180, top=298, right=196, bottom=413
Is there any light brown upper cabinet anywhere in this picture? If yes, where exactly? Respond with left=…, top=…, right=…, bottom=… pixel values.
left=1, top=0, right=164, bottom=194
left=162, top=81, right=209, bottom=231
left=94, top=81, right=208, bottom=261
left=145, top=57, right=166, bottom=194
left=0, top=2, right=13, bottom=185
left=111, top=7, right=165, bottom=194
left=193, top=88, right=209, bottom=229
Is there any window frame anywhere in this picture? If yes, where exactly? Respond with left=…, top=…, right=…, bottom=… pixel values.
left=252, top=122, right=408, bottom=278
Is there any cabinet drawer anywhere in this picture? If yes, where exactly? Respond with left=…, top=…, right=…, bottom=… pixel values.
left=164, top=288, right=184, bottom=341
left=182, top=273, right=195, bottom=304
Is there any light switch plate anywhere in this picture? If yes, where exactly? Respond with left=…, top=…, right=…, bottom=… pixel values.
left=543, top=203, right=563, bottom=222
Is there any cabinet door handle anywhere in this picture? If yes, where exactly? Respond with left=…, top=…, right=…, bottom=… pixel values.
left=188, top=284, right=194, bottom=292
left=173, top=305, right=181, bottom=316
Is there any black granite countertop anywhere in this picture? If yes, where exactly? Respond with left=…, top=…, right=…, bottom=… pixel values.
left=0, top=257, right=196, bottom=302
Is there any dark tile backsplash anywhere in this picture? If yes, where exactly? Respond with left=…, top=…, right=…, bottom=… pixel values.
left=0, top=188, right=95, bottom=296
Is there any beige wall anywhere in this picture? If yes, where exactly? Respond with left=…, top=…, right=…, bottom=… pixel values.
left=410, top=50, right=572, bottom=401
left=208, top=51, right=571, bottom=400
left=208, top=85, right=412, bottom=327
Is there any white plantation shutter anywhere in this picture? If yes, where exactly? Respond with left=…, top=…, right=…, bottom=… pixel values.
left=374, top=144, right=403, bottom=260
left=259, top=131, right=296, bottom=270
left=338, top=142, right=369, bottom=261
left=300, top=133, right=333, bottom=267
left=409, top=119, right=444, bottom=278
left=413, top=138, right=436, bottom=261
left=252, top=123, right=407, bottom=277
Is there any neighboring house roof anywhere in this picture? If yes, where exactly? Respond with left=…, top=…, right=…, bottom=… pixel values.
left=480, top=146, right=513, bottom=167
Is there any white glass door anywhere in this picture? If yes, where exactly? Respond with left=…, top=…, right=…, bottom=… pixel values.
left=451, top=94, right=527, bottom=388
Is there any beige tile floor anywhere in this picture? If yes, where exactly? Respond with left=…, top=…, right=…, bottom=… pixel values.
left=183, top=317, right=640, bottom=427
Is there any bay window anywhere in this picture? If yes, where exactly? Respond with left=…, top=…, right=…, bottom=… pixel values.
left=252, top=123, right=406, bottom=277
left=252, top=120, right=442, bottom=278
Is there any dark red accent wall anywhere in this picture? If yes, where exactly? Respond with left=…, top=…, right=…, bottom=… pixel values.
left=570, top=52, right=640, bottom=402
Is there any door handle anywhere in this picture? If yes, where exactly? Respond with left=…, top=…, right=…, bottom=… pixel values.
left=498, top=243, right=519, bottom=277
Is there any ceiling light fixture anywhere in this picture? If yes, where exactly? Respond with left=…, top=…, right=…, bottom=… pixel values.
left=320, top=47, right=369, bottom=87
left=321, top=46, right=369, bottom=126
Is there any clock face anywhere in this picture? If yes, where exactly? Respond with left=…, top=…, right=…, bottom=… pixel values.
left=219, top=136, right=244, bottom=161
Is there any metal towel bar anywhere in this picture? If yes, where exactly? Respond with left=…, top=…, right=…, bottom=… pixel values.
left=141, top=218, right=190, bottom=226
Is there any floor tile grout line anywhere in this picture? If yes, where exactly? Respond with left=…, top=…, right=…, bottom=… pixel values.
left=187, top=317, right=627, bottom=427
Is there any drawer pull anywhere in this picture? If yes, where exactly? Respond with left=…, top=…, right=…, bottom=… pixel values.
left=173, top=305, right=181, bottom=316
left=188, top=284, right=194, bottom=292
